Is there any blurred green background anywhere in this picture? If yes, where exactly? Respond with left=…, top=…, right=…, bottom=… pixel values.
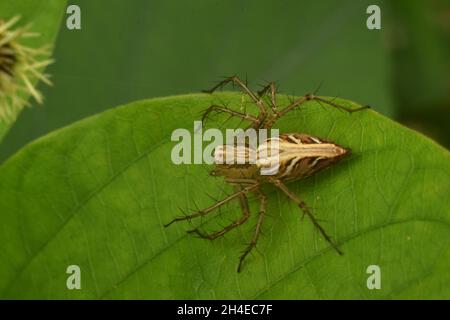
left=0, top=0, right=449, bottom=163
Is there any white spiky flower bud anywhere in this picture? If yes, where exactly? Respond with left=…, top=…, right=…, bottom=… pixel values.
left=0, top=16, right=53, bottom=122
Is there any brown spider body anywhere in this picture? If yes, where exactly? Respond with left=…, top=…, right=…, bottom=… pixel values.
left=212, top=133, right=350, bottom=184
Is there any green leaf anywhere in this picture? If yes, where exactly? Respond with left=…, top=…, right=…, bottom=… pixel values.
left=0, top=0, right=67, bottom=141
left=0, top=92, right=449, bottom=299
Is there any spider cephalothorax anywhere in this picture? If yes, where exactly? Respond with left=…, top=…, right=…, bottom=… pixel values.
left=165, top=76, right=369, bottom=272
left=0, top=16, right=53, bottom=121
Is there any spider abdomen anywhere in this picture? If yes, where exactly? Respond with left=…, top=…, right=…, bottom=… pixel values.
left=213, top=133, right=350, bottom=182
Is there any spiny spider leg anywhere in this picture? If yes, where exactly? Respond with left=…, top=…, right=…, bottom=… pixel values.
left=187, top=185, right=251, bottom=240
left=313, top=96, right=370, bottom=113
left=237, top=190, right=267, bottom=273
left=164, top=183, right=259, bottom=227
left=201, top=104, right=259, bottom=126
left=264, top=93, right=370, bottom=129
left=272, top=179, right=343, bottom=255
left=202, top=76, right=268, bottom=126
left=257, top=81, right=278, bottom=113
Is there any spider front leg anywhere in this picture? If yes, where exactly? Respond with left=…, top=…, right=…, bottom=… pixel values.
left=237, top=190, right=267, bottom=273
left=272, top=179, right=343, bottom=255
left=202, top=76, right=268, bottom=127
left=186, top=185, right=252, bottom=240
left=257, top=81, right=278, bottom=114
left=201, top=104, right=260, bottom=128
left=263, top=93, right=370, bottom=129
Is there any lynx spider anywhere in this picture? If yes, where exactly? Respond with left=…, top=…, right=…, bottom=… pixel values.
left=165, top=76, right=369, bottom=272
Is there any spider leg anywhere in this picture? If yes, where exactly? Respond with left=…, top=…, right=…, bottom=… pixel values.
left=271, top=179, right=343, bottom=255
left=237, top=189, right=267, bottom=273
left=312, top=95, right=370, bottom=113
left=202, top=76, right=268, bottom=126
left=257, top=81, right=278, bottom=113
left=201, top=104, right=259, bottom=127
left=164, top=183, right=259, bottom=227
left=187, top=185, right=252, bottom=240
left=264, top=93, right=369, bottom=129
